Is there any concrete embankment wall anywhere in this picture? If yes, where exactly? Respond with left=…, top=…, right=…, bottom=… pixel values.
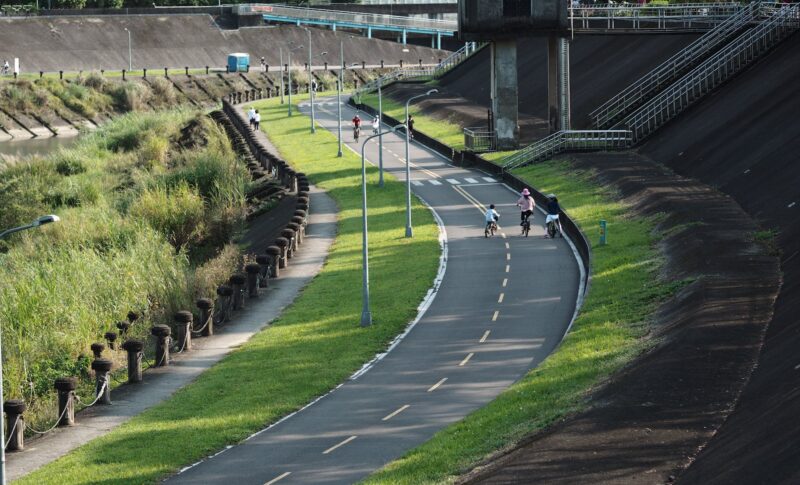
left=0, top=15, right=449, bottom=73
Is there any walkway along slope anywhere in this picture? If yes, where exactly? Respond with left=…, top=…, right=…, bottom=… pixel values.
left=6, top=108, right=338, bottom=482
left=167, top=98, right=584, bottom=484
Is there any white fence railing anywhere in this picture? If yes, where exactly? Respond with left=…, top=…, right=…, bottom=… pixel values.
left=501, top=130, right=633, bottom=171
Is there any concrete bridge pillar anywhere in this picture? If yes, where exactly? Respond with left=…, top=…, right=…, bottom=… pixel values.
left=491, top=40, right=519, bottom=150
left=367, top=26, right=372, bottom=38
left=548, top=35, right=571, bottom=132
left=402, top=29, right=407, bottom=45
left=436, top=32, right=442, bottom=50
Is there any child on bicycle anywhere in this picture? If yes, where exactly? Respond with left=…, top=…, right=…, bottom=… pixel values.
left=352, top=114, right=362, bottom=141
left=545, top=194, right=564, bottom=238
left=485, top=204, right=500, bottom=230
left=517, top=188, right=535, bottom=226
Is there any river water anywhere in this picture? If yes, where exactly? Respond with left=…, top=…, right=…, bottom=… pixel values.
left=0, top=136, right=79, bottom=166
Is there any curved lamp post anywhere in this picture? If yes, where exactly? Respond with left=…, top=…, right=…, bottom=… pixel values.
left=0, top=214, right=60, bottom=485
left=404, top=89, right=438, bottom=238
left=359, top=125, right=405, bottom=327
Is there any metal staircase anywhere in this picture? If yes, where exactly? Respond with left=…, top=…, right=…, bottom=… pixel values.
left=590, top=3, right=758, bottom=129
left=624, top=3, right=799, bottom=142
left=501, top=130, right=633, bottom=172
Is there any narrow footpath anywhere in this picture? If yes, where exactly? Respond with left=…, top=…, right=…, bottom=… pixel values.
left=7, top=131, right=337, bottom=482
left=168, top=98, right=582, bottom=484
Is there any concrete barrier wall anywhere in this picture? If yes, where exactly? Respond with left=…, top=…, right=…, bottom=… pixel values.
left=0, top=15, right=449, bottom=73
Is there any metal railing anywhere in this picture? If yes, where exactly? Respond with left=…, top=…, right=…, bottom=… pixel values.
left=590, top=3, right=757, bottom=129
left=623, top=3, right=799, bottom=142
left=238, top=3, right=457, bottom=32
left=501, top=130, right=633, bottom=172
left=464, top=126, right=496, bottom=152
left=570, top=2, right=746, bottom=32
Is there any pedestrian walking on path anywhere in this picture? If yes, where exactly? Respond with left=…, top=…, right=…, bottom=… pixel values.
left=248, top=106, right=256, bottom=129
left=253, top=110, right=261, bottom=130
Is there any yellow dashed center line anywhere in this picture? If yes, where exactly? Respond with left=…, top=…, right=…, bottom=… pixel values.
left=498, top=293, right=505, bottom=303
left=382, top=405, right=411, bottom=421
left=265, top=472, right=291, bottom=485
left=506, top=253, right=511, bottom=261
left=480, top=330, right=490, bottom=343
left=323, top=435, right=357, bottom=454
left=459, top=353, right=475, bottom=366
left=492, top=311, right=499, bottom=322
left=505, top=265, right=510, bottom=273
left=502, top=278, right=508, bottom=287
left=428, top=378, right=447, bottom=392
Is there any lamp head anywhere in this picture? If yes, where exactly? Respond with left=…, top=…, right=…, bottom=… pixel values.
left=34, top=215, right=60, bottom=227
left=320, top=51, right=328, bottom=56
left=426, top=89, right=439, bottom=96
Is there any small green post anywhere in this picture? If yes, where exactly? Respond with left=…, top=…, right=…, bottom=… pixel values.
left=599, top=220, right=607, bottom=245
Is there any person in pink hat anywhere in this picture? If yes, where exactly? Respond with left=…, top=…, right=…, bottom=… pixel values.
left=517, top=188, right=535, bottom=227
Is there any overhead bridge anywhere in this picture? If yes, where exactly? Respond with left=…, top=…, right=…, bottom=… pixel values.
left=237, top=4, right=456, bottom=49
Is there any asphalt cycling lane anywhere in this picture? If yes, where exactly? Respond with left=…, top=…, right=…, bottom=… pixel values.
left=168, top=98, right=581, bottom=484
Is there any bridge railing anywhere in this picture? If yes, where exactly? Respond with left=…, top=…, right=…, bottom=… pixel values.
left=238, top=3, right=457, bottom=32
left=570, top=2, right=746, bottom=31
left=464, top=126, right=496, bottom=152
left=624, top=3, right=799, bottom=142
left=590, top=3, right=757, bottom=129
left=501, top=130, right=633, bottom=172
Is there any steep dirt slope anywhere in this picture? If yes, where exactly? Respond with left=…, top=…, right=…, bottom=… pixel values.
left=439, top=34, right=699, bottom=130
left=641, top=31, right=800, bottom=485
left=0, top=16, right=447, bottom=72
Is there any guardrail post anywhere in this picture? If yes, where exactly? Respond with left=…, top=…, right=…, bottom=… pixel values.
left=104, top=331, right=117, bottom=350
left=122, top=339, right=144, bottom=383
left=229, top=274, right=246, bottom=310
left=399, top=60, right=404, bottom=68
left=151, top=325, right=171, bottom=367
left=419, top=59, right=423, bottom=67
left=143, top=68, right=147, bottom=78
left=54, top=377, right=77, bottom=426
left=196, top=298, right=214, bottom=336
left=91, top=359, right=112, bottom=405
left=206, top=66, right=210, bottom=75
left=39, top=71, right=43, bottom=78
left=59, top=70, right=63, bottom=80
left=245, top=263, right=261, bottom=298
left=324, top=61, right=328, bottom=71
left=362, top=61, right=366, bottom=69
left=90, top=342, right=105, bottom=359
left=174, top=311, right=193, bottom=352
left=3, top=400, right=25, bottom=451
left=164, top=67, right=168, bottom=77
left=185, top=66, right=189, bottom=76
left=122, top=69, right=126, bottom=81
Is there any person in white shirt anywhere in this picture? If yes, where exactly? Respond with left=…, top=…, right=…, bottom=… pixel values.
left=372, top=117, right=380, bottom=135
left=485, top=204, right=500, bottom=231
left=253, top=110, right=261, bottom=130
left=247, top=107, right=256, bottom=129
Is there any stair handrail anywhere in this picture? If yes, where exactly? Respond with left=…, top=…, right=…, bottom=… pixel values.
left=590, top=2, right=757, bottom=129
left=501, top=130, right=633, bottom=172
left=623, top=3, right=799, bottom=142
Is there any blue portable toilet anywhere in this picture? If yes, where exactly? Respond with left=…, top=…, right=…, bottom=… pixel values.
left=227, top=53, right=250, bottom=73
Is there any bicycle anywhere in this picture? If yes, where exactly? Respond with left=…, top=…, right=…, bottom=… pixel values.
left=485, top=221, right=498, bottom=238
left=353, top=125, right=360, bottom=143
left=546, top=217, right=562, bottom=239
left=522, top=218, right=531, bottom=237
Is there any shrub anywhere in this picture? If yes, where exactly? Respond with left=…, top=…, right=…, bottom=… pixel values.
left=149, top=77, right=177, bottom=106
left=139, top=133, right=170, bottom=169
left=129, top=182, right=207, bottom=250
left=109, top=82, right=152, bottom=112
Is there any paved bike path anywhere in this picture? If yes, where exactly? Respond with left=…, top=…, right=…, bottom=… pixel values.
left=170, top=99, right=581, bottom=484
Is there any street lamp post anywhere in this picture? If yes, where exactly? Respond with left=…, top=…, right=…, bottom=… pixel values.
left=286, top=44, right=305, bottom=117
left=359, top=126, right=404, bottom=327
left=279, top=47, right=285, bottom=105
left=403, top=89, right=438, bottom=238
left=123, top=28, right=132, bottom=71
left=0, top=215, right=60, bottom=485
left=304, top=28, right=316, bottom=134
left=377, top=77, right=385, bottom=187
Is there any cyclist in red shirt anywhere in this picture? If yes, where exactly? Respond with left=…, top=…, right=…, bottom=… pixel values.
left=352, top=114, right=362, bottom=142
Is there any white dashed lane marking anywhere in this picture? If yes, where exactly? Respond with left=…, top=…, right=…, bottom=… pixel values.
left=483, top=177, right=497, bottom=183
left=459, top=353, right=474, bottom=366
left=265, top=472, right=291, bottom=485
left=465, top=178, right=478, bottom=184
left=447, top=179, right=461, bottom=185
left=429, top=180, right=442, bottom=186
left=428, top=378, right=447, bottom=392
left=322, top=436, right=357, bottom=455
left=411, top=181, right=424, bottom=186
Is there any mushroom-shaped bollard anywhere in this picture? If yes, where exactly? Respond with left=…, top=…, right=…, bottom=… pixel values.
left=266, top=246, right=282, bottom=277
left=104, top=331, right=118, bottom=350
left=288, top=222, right=303, bottom=245
left=256, top=255, right=271, bottom=287
left=127, top=311, right=139, bottom=324
left=229, top=274, right=247, bottom=310
left=196, top=298, right=214, bottom=337
left=151, top=324, right=172, bottom=367
left=90, top=342, right=105, bottom=359
left=245, top=263, right=262, bottom=298
left=281, top=228, right=297, bottom=257
left=294, top=209, right=308, bottom=226
left=216, top=285, right=234, bottom=325
left=116, top=320, right=130, bottom=336
left=91, top=359, right=113, bottom=405
left=54, top=377, right=77, bottom=427
left=4, top=400, right=26, bottom=451
left=121, top=339, right=144, bottom=383
left=174, top=311, right=193, bottom=352
left=274, top=238, right=290, bottom=269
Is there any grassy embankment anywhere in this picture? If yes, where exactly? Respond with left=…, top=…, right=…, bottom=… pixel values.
left=0, top=109, right=251, bottom=427
left=17, top=97, right=440, bottom=484
left=359, top=162, right=681, bottom=480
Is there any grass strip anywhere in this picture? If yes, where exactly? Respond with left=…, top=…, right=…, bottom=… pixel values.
left=17, top=99, right=440, bottom=485
left=364, top=160, right=682, bottom=484
left=359, top=90, right=465, bottom=149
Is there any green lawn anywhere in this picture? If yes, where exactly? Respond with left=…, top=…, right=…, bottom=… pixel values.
left=364, top=160, right=682, bottom=483
left=359, top=91, right=466, bottom=150
left=17, top=99, right=440, bottom=485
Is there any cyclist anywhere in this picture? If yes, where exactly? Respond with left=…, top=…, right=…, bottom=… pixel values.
left=352, top=114, right=362, bottom=142
left=516, top=188, right=535, bottom=227
left=485, top=204, right=500, bottom=234
left=545, top=193, right=563, bottom=238
left=372, top=116, right=380, bottom=135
